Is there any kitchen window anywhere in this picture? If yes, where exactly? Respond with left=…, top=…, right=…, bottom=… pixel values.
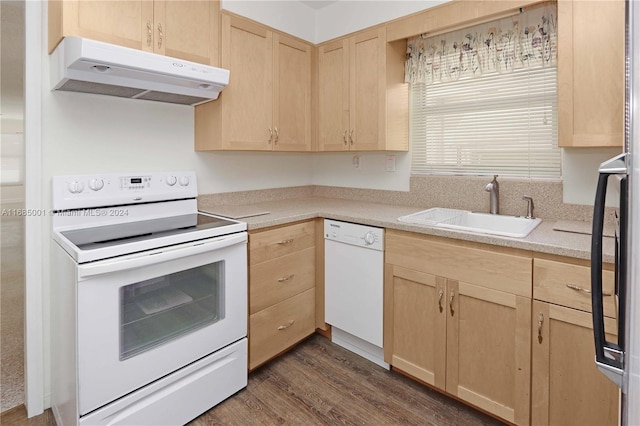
left=406, top=4, right=560, bottom=178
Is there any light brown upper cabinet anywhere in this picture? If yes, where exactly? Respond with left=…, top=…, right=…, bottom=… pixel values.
left=48, top=1, right=220, bottom=66
left=558, top=0, right=625, bottom=147
left=317, top=27, right=408, bottom=152
left=195, top=13, right=312, bottom=151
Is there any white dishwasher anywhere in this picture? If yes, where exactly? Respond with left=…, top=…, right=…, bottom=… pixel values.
left=324, top=219, right=388, bottom=369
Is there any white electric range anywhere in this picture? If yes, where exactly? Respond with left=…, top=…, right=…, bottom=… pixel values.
left=50, top=171, right=248, bottom=426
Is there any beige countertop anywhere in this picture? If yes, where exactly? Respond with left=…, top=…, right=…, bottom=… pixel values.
left=199, top=196, right=615, bottom=263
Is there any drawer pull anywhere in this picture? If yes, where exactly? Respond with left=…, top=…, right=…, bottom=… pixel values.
left=566, top=284, right=612, bottom=296
left=146, top=22, right=152, bottom=47
left=277, top=320, right=295, bottom=330
left=438, top=287, right=444, bottom=313
left=157, top=23, right=163, bottom=49
left=537, top=313, right=544, bottom=344
left=277, top=274, right=295, bottom=283
left=277, top=239, right=294, bottom=245
left=449, top=290, right=455, bottom=316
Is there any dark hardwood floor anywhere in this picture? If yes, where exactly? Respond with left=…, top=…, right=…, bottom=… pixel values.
left=1, top=334, right=504, bottom=425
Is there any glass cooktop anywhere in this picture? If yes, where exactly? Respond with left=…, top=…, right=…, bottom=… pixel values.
left=62, top=213, right=239, bottom=251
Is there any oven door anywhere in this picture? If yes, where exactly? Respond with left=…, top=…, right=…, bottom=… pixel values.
left=76, top=232, right=247, bottom=416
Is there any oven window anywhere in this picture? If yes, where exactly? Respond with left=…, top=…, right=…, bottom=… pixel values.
left=119, top=261, right=225, bottom=360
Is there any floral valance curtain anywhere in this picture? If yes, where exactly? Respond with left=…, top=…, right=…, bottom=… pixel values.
left=405, top=5, right=557, bottom=85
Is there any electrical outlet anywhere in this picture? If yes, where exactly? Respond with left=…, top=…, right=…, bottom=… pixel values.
left=386, top=155, right=396, bottom=172
left=352, top=155, right=361, bottom=169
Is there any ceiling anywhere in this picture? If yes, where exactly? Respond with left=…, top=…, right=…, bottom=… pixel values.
left=299, top=1, right=338, bottom=10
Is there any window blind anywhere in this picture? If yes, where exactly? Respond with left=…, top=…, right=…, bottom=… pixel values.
left=410, top=66, right=560, bottom=177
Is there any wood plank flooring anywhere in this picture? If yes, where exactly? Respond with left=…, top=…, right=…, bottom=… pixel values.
left=189, top=334, right=504, bottom=426
left=1, top=334, right=504, bottom=425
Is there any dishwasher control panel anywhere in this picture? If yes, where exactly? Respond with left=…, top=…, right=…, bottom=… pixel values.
left=324, top=219, right=384, bottom=251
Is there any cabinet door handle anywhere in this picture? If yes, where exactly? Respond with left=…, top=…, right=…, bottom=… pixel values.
left=349, top=129, right=354, bottom=146
left=537, top=313, right=544, bottom=344
left=566, top=283, right=612, bottom=296
left=277, top=274, right=294, bottom=283
left=274, top=127, right=279, bottom=145
left=449, top=290, right=455, bottom=316
left=438, top=288, right=444, bottom=313
left=157, top=23, right=163, bottom=49
left=146, top=22, right=152, bottom=47
left=276, top=239, right=294, bottom=245
left=268, top=128, right=273, bottom=144
left=343, top=130, right=348, bottom=145
left=277, top=320, right=295, bottom=330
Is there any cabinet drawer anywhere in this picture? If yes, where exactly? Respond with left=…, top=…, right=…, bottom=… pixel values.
left=533, top=258, right=616, bottom=318
left=249, top=288, right=315, bottom=369
left=250, top=247, right=315, bottom=314
left=386, top=230, right=532, bottom=297
left=249, top=221, right=315, bottom=265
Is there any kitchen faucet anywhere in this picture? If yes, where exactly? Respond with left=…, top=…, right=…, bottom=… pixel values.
left=522, top=195, right=535, bottom=219
left=485, top=175, right=499, bottom=214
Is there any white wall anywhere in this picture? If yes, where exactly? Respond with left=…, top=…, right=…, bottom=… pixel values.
left=42, top=93, right=313, bottom=194
left=312, top=152, right=410, bottom=190
left=562, top=148, right=623, bottom=206
left=221, top=0, right=316, bottom=41
left=314, top=0, right=449, bottom=42
left=221, top=0, right=450, bottom=44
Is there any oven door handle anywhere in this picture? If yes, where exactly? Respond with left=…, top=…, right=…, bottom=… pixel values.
left=78, top=232, right=247, bottom=278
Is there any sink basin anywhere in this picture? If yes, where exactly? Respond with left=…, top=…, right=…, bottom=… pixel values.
left=398, top=208, right=542, bottom=238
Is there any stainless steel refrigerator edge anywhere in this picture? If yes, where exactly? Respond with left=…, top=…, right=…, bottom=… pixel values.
left=625, top=0, right=640, bottom=421
left=591, top=0, right=640, bottom=424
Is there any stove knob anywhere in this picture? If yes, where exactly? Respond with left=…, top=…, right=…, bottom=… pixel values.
left=179, top=176, right=190, bottom=186
left=166, top=176, right=177, bottom=186
left=88, top=178, right=104, bottom=191
left=363, top=231, right=376, bottom=246
left=67, top=181, right=84, bottom=194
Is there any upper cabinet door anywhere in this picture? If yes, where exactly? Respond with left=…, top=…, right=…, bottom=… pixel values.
left=350, top=27, right=385, bottom=151
left=318, top=39, right=350, bottom=151
left=558, top=0, right=625, bottom=147
left=220, top=14, right=274, bottom=150
left=49, top=0, right=220, bottom=66
left=273, top=34, right=312, bottom=152
left=316, top=26, right=407, bottom=152
left=154, top=1, right=220, bottom=66
left=48, top=0, right=153, bottom=53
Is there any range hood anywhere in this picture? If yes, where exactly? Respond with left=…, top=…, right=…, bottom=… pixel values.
left=50, top=37, right=229, bottom=106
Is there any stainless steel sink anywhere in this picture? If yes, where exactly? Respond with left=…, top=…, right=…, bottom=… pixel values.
left=398, top=207, right=542, bottom=238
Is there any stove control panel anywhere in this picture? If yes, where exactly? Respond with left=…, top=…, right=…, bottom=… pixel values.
left=52, top=171, right=198, bottom=211
left=121, top=175, right=151, bottom=190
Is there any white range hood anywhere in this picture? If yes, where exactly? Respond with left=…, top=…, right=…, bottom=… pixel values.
left=50, top=37, right=230, bottom=106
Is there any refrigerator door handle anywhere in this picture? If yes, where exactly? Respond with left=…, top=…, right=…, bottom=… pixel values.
left=591, top=153, right=627, bottom=388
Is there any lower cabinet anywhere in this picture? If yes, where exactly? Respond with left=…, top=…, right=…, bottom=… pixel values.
left=531, top=256, right=619, bottom=425
left=249, top=288, right=315, bottom=369
left=531, top=301, right=619, bottom=426
left=248, top=220, right=316, bottom=370
left=385, top=230, right=532, bottom=425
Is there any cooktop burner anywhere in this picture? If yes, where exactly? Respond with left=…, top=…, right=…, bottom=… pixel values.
left=62, top=213, right=239, bottom=251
